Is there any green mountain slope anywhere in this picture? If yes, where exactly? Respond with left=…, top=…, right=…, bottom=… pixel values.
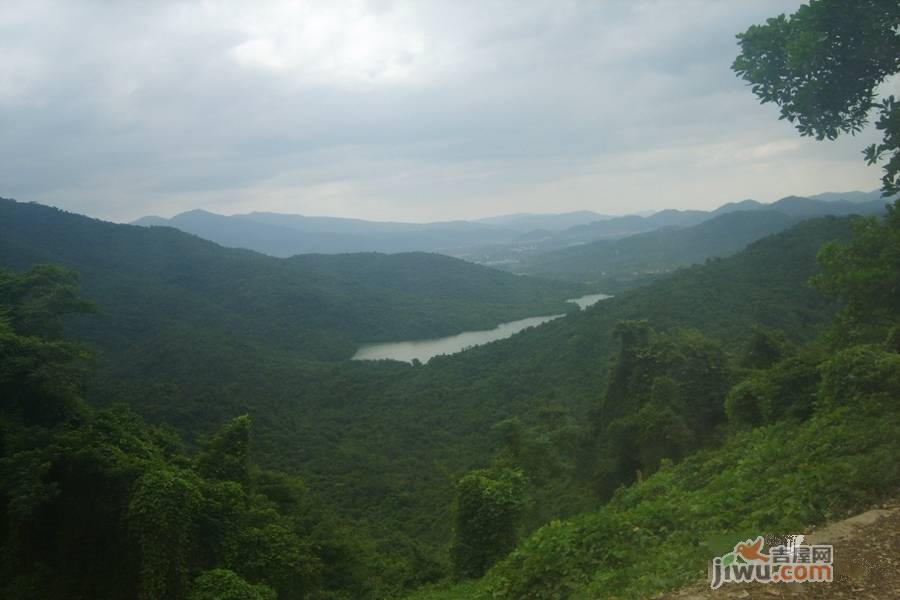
left=457, top=195, right=886, bottom=274
left=0, top=198, right=868, bottom=592
left=410, top=202, right=900, bottom=599
left=92, top=216, right=854, bottom=560
left=0, top=198, right=582, bottom=368
left=517, top=210, right=802, bottom=282
left=514, top=201, right=887, bottom=284
left=0, top=266, right=402, bottom=600
left=414, top=388, right=900, bottom=599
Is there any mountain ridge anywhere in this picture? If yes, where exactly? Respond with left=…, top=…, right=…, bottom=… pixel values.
left=129, top=191, right=887, bottom=258
left=512, top=200, right=888, bottom=283
left=0, top=197, right=583, bottom=366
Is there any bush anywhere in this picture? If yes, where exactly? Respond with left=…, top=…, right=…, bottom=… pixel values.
left=451, top=467, right=526, bottom=579
left=189, top=569, right=275, bottom=600
left=819, top=344, right=900, bottom=408
left=725, top=376, right=775, bottom=428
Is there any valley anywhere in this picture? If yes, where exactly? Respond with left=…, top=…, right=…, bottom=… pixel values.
left=4, top=193, right=891, bottom=598
left=132, top=192, right=889, bottom=292
left=2, top=2, right=898, bottom=598
left=3, top=193, right=898, bottom=599
left=352, top=293, right=611, bottom=363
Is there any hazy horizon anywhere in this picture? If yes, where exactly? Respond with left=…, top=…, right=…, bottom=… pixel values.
left=13, top=187, right=881, bottom=226
left=1, top=1, right=896, bottom=223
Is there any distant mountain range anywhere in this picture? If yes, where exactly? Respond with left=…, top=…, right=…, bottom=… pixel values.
left=0, top=198, right=583, bottom=364
left=515, top=193, right=890, bottom=250
left=132, top=210, right=525, bottom=256
left=131, top=208, right=618, bottom=258
left=511, top=196, right=889, bottom=284
left=806, top=190, right=888, bottom=204
left=132, top=190, right=890, bottom=258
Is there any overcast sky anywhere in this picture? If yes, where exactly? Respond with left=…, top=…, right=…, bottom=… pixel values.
left=1, top=1, right=895, bottom=223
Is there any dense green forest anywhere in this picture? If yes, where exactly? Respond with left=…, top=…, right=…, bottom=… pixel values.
left=4, top=197, right=897, bottom=599
left=4, top=193, right=887, bottom=597
left=0, top=199, right=584, bottom=366
left=407, top=0, right=900, bottom=595
left=0, top=265, right=403, bottom=599
left=409, top=196, right=900, bottom=600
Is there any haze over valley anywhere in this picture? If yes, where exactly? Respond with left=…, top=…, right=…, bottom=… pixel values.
left=130, top=189, right=890, bottom=291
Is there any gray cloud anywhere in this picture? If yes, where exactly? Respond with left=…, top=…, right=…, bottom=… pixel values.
left=0, top=0, right=892, bottom=222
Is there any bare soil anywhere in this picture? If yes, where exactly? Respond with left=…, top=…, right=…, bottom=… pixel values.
left=660, top=502, right=900, bottom=600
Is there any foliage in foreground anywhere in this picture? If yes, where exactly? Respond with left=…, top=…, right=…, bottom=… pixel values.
left=413, top=200, right=900, bottom=598
left=414, top=346, right=900, bottom=599
left=0, top=266, right=393, bottom=599
left=734, top=0, right=900, bottom=195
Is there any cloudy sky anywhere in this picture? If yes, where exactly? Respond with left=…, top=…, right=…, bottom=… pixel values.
left=0, top=1, right=895, bottom=223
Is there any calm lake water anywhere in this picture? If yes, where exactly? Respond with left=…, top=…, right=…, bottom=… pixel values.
left=352, top=293, right=612, bottom=363
left=568, top=292, right=612, bottom=309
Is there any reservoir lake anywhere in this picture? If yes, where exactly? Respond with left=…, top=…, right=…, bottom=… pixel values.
left=352, top=293, right=611, bottom=363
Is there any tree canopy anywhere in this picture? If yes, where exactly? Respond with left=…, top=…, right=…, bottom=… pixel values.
left=733, top=0, right=900, bottom=194
left=0, top=266, right=397, bottom=599
left=814, top=198, right=900, bottom=344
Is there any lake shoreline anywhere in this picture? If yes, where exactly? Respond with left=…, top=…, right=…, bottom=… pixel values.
left=352, top=292, right=612, bottom=363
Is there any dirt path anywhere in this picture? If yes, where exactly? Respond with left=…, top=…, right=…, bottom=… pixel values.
left=661, top=502, right=900, bottom=599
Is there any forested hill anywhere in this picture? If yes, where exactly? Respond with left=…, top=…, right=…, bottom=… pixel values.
left=506, top=198, right=888, bottom=282
left=84, top=215, right=857, bottom=571
left=348, top=216, right=856, bottom=491
left=0, top=198, right=582, bottom=366
left=515, top=210, right=804, bottom=282
left=513, top=200, right=889, bottom=284
left=409, top=202, right=900, bottom=600
left=0, top=197, right=873, bottom=596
